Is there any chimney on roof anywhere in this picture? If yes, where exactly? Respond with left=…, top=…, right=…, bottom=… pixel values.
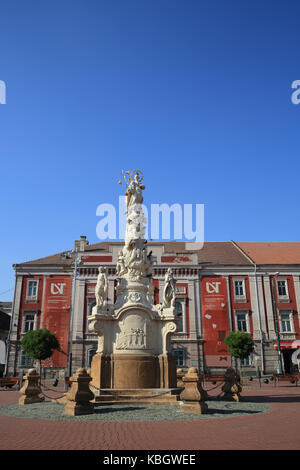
left=74, top=236, right=89, bottom=252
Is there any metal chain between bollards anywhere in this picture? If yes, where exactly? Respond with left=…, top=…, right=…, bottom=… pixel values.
left=203, top=381, right=225, bottom=392
left=39, top=381, right=67, bottom=400
left=90, top=385, right=177, bottom=400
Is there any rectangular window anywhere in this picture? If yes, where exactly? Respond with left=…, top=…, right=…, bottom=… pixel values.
left=20, top=350, right=34, bottom=367
left=240, top=355, right=251, bottom=366
left=237, top=313, right=247, bottom=332
left=172, top=349, right=186, bottom=367
left=234, top=280, right=245, bottom=297
left=277, top=280, right=287, bottom=297
left=23, top=313, right=36, bottom=333
left=280, top=313, right=292, bottom=332
left=27, top=280, right=38, bottom=299
left=175, top=301, right=183, bottom=332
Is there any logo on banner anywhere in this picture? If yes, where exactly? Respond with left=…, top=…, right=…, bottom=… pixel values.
left=206, top=281, right=221, bottom=294
left=50, top=283, right=66, bottom=295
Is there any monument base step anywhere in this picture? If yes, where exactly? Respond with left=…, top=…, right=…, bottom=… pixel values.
left=91, top=388, right=182, bottom=405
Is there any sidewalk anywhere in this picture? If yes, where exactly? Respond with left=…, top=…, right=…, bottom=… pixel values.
left=0, top=383, right=299, bottom=450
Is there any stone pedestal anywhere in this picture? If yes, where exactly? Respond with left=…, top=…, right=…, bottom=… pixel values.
left=90, top=353, right=111, bottom=389
left=221, top=367, right=242, bottom=402
left=64, top=368, right=95, bottom=416
left=180, top=367, right=208, bottom=414
left=176, top=368, right=185, bottom=388
left=90, top=352, right=177, bottom=391
left=19, top=369, right=42, bottom=405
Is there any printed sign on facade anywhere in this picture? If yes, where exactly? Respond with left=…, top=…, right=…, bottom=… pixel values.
left=201, top=277, right=231, bottom=367
left=42, top=276, right=72, bottom=368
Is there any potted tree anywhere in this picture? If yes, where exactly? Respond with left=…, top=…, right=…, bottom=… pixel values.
left=21, top=328, right=60, bottom=384
left=224, top=331, right=254, bottom=382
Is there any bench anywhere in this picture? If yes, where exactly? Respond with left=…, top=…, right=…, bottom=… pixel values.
left=273, top=374, right=299, bottom=386
left=200, top=374, right=225, bottom=384
left=0, top=377, right=21, bottom=389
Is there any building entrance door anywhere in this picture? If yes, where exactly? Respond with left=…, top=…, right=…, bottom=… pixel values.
left=282, top=349, right=298, bottom=374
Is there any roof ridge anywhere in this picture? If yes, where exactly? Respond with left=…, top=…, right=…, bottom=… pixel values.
left=231, top=240, right=255, bottom=264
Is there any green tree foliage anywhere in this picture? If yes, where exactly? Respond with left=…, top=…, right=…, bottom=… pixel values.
left=21, top=328, right=60, bottom=362
left=224, top=331, right=254, bottom=360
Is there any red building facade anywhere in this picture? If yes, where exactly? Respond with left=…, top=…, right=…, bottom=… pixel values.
left=6, top=238, right=300, bottom=378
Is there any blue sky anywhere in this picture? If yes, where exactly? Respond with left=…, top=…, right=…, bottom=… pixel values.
left=1, top=0, right=300, bottom=300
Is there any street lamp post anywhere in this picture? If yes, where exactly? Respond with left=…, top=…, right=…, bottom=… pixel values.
left=67, top=248, right=79, bottom=381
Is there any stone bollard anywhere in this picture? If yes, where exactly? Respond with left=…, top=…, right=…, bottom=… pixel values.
left=19, top=369, right=42, bottom=405
left=64, top=368, right=94, bottom=416
left=176, top=368, right=185, bottom=388
left=180, top=367, right=208, bottom=414
left=221, top=367, right=242, bottom=402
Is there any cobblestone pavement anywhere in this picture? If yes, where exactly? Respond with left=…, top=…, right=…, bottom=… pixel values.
left=0, top=383, right=300, bottom=450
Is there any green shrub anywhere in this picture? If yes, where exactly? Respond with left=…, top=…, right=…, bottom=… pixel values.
left=21, top=328, right=60, bottom=376
left=224, top=331, right=254, bottom=360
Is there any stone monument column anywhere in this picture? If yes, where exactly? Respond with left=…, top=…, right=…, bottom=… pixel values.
left=88, top=170, right=179, bottom=397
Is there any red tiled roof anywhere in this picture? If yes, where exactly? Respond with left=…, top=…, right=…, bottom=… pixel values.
left=235, top=242, right=300, bottom=265
left=15, top=241, right=251, bottom=267
left=15, top=241, right=300, bottom=268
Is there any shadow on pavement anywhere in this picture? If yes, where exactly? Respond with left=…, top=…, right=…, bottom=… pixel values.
left=206, top=408, right=261, bottom=415
left=243, top=395, right=300, bottom=403
left=93, top=406, right=146, bottom=414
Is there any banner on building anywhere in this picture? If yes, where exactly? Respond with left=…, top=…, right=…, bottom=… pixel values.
left=42, top=276, right=72, bottom=368
left=201, top=277, right=231, bottom=367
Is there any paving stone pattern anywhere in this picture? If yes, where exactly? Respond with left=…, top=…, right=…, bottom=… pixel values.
left=0, top=384, right=300, bottom=450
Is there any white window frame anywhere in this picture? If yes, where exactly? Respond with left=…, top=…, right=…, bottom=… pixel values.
left=240, top=355, right=252, bottom=367
left=172, top=348, right=186, bottom=367
left=20, top=350, right=34, bottom=368
left=26, top=279, right=39, bottom=301
left=234, top=310, right=250, bottom=333
left=279, top=310, right=294, bottom=334
left=233, top=278, right=246, bottom=302
left=276, top=279, right=289, bottom=302
left=22, top=311, right=37, bottom=333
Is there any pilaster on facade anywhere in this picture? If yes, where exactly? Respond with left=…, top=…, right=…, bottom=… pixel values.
left=293, top=275, right=300, bottom=330
left=248, top=275, right=263, bottom=340
left=224, top=275, right=233, bottom=332
left=72, top=279, right=86, bottom=341
left=256, top=275, right=268, bottom=337
left=9, top=275, right=23, bottom=342
left=187, top=280, right=197, bottom=341
left=194, top=277, right=202, bottom=337
left=263, top=276, right=277, bottom=340
left=40, top=275, right=48, bottom=329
